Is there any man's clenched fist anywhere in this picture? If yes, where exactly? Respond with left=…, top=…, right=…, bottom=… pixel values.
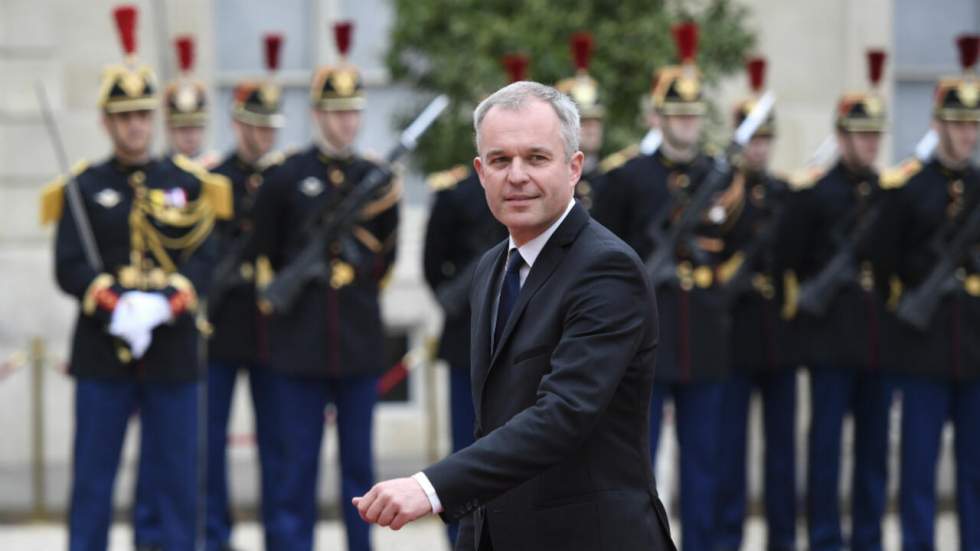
left=352, top=477, right=433, bottom=530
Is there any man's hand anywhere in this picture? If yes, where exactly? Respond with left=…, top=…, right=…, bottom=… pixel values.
left=352, top=477, right=433, bottom=530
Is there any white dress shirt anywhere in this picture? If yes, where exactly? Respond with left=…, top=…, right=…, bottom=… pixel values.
left=413, top=198, right=577, bottom=515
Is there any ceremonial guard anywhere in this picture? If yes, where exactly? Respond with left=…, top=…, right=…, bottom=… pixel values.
left=555, top=32, right=606, bottom=211
left=875, top=34, right=980, bottom=551
left=593, top=22, right=743, bottom=550
left=422, top=57, right=518, bottom=545
left=132, top=32, right=223, bottom=551
left=40, top=6, right=231, bottom=551
left=204, top=34, right=287, bottom=551
left=252, top=21, right=400, bottom=551
left=162, top=35, right=218, bottom=167
left=714, top=56, right=797, bottom=551
left=775, top=50, right=894, bottom=551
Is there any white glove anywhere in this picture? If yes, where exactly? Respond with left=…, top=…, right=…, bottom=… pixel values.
left=126, top=291, right=173, bottom=330
left=108, top=292, right=172, bottom=360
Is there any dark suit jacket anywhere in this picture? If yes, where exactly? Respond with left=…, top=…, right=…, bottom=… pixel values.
left=423, top=203, right=675, bottom=551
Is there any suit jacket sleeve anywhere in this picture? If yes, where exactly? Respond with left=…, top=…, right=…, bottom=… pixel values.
left=54, top=189, right=125, bottom=325
left=423, top=246, right=652, bottom=521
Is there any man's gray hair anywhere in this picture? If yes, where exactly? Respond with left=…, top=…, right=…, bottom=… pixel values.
left=473, top=81, right=581, bottom=159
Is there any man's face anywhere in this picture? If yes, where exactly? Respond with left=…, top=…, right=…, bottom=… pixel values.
left=474, top=99, right=583, bottom=245
left=103, top=110, right=154, bottom=157
left=579, top=117, right=604, bottom=156
left=168, top=125, right=206, bottom=158
left=742, top=135, right=773, bottom=172
left=661, top=114, right=703, bottom=151
left=233, top=120, right=278, bottom=161
left=315, top=109, right=362, bottom=150
left=838, top=131, right=881, bottom=170
left=938, top=119, right=979, bottom=164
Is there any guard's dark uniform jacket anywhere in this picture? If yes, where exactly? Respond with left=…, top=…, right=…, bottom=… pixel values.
left=726, top=169, right=794, bottom=371
left=423, top=166, right=507, bottom=370
left=593, top=148, right=742, bottom=383
left=575, top=163, right=606, bottom=212
left=207, top=152, right=273, bottom=364
left=774, top=161, right=891, bottom=370
left=44, top=155, right=229, bottom=382
left=875, top=157, right=980, bottom=380
left=253, top=145, right=400, bottom=378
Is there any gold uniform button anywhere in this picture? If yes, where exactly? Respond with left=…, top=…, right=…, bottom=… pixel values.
left=130, top=171, right=146, bottom=186
left=330, top=260, right=355, bottom=289
left=693, top=265, right=713, bottom=288
left=240, top=262, right=255, bottom=281
left=965, top=275, right=980, bottom=297
left=330, top=168, right=345, bottom=186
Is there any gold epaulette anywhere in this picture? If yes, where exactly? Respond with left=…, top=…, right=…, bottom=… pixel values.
left=703, top=142, right=722, bottom=157
left=427, top=164, right=469, bottom=192
left=879, top=158, right=921, bottom=190
left=787, top=166, right=825, bottom=191
left=257, top=148, right=298, bottom=171
left=600, top=144, right=640, bottom=173
left=39, top=159, right=89, bottom=225
left=173, top=154, right=234, bottom=220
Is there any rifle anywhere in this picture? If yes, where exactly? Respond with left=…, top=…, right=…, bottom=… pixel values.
left=36, top=82, right=103, bottom=271
left=896, top=197, right=980, bottom=331
left=914, top=128, right=938, bottom=161
left=644, top=91, right=776, bottom=287
left=640, top=128, right=662, bottom=156
left=259, top=95, right=449, bottom=314
left=796, top=192, right=885, bottom=318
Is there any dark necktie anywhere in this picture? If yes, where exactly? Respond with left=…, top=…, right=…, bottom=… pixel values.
left=494, top=248, right=525, bottom=350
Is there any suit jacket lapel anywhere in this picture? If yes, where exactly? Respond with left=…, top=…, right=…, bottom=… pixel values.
left=472, top=242, right=507, bottom=419
left=484, top=204, right=591, bottom=377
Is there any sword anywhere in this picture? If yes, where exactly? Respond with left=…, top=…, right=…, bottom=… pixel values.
left=36, top=82, right=103, bottom=272
left=914, top=128, right=938, bottom=161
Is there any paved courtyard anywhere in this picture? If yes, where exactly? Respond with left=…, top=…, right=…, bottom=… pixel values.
left=0, top=512, right=961, bottom=550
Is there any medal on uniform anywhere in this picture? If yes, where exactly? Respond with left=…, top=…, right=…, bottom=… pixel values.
left=300, top=176, right=324, bottom=197
left=94, top=188, right=122, bottom=208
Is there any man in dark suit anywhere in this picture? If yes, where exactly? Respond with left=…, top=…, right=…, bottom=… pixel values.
left=353, top=81, right=675, bottom=551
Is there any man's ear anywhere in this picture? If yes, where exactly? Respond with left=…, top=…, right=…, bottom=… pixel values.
left=473, top=156, right=487, bottom=190
left=569, top=150, right=585, bottom=186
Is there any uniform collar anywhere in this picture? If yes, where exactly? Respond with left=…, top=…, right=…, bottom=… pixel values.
left=931, top=157, right=969, bottom=180
left=111, top=155, right=154, bottom=174
left=231, top=152, right=257, bottom=172
left=654, top=147, right=698, bottom=171
left=835, top=159, right=876, bottom=183
left=315, top=138, right=354, bottom=163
